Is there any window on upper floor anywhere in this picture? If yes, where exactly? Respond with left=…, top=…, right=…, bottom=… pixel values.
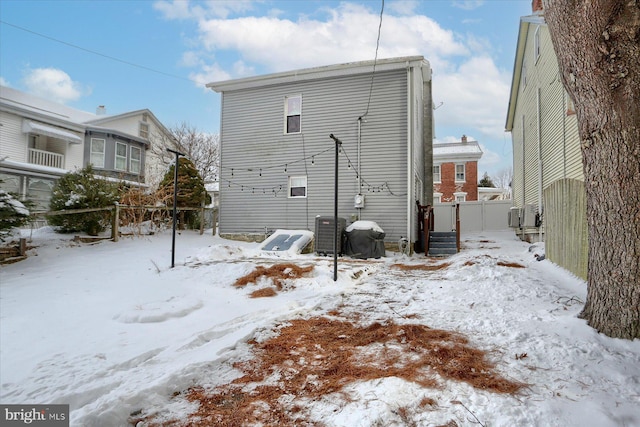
left=433, top=165, right=441, bottom=183
left=115, top=142, right=127, bottom=171
left=534, top=26, right=541, bottom=64
left=139, top=122, right=150, bottom=139
left=522, top=61, right=528, bottom=89
left=130, top=146, right=141, bottom=174
left=284, top=95, right=302, bottom=134
left=90, top=138, right=105, bottom=168
left=455, top=164, right=465, bottom=182
left=289, top=176, right=307, bottom=198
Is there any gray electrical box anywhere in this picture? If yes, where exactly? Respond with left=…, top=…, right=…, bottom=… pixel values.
left=315, top=216, right=346, bottom=255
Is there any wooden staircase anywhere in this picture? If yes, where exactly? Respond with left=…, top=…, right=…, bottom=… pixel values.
left=428, top=231, right=458, bottom=256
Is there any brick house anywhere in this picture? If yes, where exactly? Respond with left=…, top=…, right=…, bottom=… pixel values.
left=432, top=135, right=482, bottom=203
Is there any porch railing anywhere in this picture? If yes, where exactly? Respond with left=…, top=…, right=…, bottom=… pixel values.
left=28, top=148, right=64, bottom=169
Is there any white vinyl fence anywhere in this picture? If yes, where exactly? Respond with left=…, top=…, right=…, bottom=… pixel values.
left=433, top=201, right=512, bottom=233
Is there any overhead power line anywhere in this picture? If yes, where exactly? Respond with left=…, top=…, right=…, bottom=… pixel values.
left=362, top=0, right=384, bottom=118
left=0, top=20, right=206, bottom=86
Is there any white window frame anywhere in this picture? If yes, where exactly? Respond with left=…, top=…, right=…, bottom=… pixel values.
left=433, top=192, right=442, bottom=204
left=433, top=164, right=441, bottom=183
left=139, top=122, right=149, bottom=139
left=288, top=176, right=307, bottom=198
left=522, top=61, right=528, bottom=89
left=454, top=192, right=467, bottom=203
left=284, top=95, right=302, bottom=134
left=130, top=146, right=141, bottom=174
left=90, top=138, right=105, bottom=168
left=115, top=141, right=127, bottom=171
left=455, top=164, right=466, bottom=183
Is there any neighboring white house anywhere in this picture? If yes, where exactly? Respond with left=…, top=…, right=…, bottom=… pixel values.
left=505, top=2, right=587, bottom=279
left=0, top=85, right=176, bottom=211
left=208, top=56, right=434, bottom=248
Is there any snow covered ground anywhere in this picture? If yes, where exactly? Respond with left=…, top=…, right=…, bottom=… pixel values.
left=1, top=228, right=639, bottom=426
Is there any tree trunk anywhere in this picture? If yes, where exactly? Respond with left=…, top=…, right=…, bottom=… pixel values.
left=543, top=0, right=640, bottom=339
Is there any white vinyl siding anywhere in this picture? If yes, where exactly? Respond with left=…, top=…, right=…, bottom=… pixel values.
left=90, top=138, right=105, bottom=168
left=218, top=69, right=410, bottom=242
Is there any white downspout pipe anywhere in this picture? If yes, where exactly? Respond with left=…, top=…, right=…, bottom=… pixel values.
left=537, top=87, right=543, bottom=242
left=357, top=116, right=362, bottom=220
left=406, top=64, right=413, bottom=244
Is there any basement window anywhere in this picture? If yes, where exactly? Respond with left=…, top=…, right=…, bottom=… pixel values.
left=284, top=95, right=301, bottom=134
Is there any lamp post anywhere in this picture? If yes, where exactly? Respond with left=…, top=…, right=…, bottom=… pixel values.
left=329, top=133, right=342, bottom=282
left=167, top=148, right=186, bottom=268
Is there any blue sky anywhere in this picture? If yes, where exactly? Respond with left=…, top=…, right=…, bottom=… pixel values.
left=0, top=0, right=532, bottom=177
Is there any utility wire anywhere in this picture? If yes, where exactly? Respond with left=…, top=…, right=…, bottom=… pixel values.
left=0, top=20, right=206, bottom=86
left=362, top=0, right=384, bottom=118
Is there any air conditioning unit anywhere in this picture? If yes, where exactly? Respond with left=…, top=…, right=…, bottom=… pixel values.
left=508, top=207, right=522, bottom=228
left=522, top=204, right=538, bottom=227
left=315, top=216, right=346, bottom=255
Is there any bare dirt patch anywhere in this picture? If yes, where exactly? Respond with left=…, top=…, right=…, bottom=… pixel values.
left=135, top=316, right=524, bottom=426
left=234, top=263, right=315, bottom=293
left=496, top=261, right=526, bottom=268
left=391, top=262, right=450, bottom=271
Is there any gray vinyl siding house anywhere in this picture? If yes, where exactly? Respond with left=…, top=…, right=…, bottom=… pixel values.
left=208, top=56, right=433, bottom=248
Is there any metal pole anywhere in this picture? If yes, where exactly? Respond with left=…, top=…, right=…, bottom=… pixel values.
left=167, top=148, right=185, bottom=268
left=329, top=134, right=342, bottom=282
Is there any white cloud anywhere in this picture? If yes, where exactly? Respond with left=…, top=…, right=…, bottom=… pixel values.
left=433, top=56, right=511, bottom=140
left=386, top=0, right=419, bottom=16
left=22, top=68, right=88, bottom=104
left=194, top=3, right=468, bottom=74
left=189, top=63, right=232, bottom=88
left=0, top=77, right=10, bottom=87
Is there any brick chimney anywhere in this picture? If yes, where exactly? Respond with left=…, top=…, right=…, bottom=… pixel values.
left=532, top=0, right=543, bottom=13
left=461, top=134, right=468, bottom=143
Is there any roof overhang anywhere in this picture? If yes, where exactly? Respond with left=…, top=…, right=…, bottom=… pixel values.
left=207, top=56, right=431, bottom=93
left=22, top=120, right=83, bottom=144
left=505, top=15, right=546, bottom=131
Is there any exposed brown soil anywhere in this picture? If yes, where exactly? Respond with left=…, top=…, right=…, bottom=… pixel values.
left=496, top=261, right=526, bottom=268
left=135, top=316, right=524, bottom=426
left=391, top=262, right=450, bottom=271
left=234, top=263, right=315, bottom=292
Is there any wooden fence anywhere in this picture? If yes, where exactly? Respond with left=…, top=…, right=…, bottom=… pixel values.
left=37, top=204, right=218, bottom=242
left=543, top=178, right=588, bottom=280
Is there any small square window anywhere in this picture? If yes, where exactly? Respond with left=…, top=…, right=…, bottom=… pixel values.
left=284, top=95, right=301, bottom=134
left=289, top=176, right=307, bottom=198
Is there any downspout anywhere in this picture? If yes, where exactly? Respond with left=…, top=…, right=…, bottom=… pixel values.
left=537, top=87, right=543, bottom=242
left=521, top=114, right=526, bottom=241
left=357, top=116, right=362, bottom=220
left=406, top=63, right=413, bottom=244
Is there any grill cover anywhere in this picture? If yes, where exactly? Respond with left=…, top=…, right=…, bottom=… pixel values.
left=344, top=222, right=385, bottom=259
